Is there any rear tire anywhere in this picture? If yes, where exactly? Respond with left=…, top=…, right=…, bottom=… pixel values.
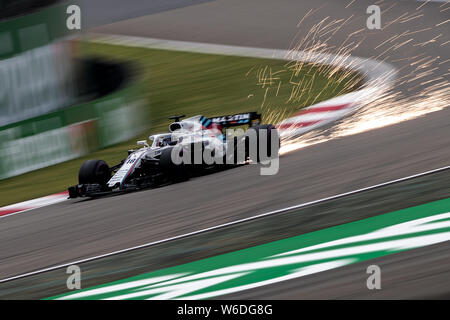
left=223, top=136, right=240, bottom=166
left=245, top=124, right=280, bottom=162
left=160, top=147, right=189, bottom=182
left=78, top=160, right=110, bottom=185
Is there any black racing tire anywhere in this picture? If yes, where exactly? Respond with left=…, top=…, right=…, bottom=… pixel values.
left=78, top=160, right=110, bottom=185
left=245, top=124, right=280, bottom=162
left=160, top=147, right=189, bottom=182
left=223, top=136, right=240, bottom=166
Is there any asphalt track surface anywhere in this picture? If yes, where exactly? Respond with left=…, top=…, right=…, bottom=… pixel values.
left=1, top=168, right=448, bottom=299
left=76, top=0, right=217, bottom=28
left=1, top=0, right=449, bottom=298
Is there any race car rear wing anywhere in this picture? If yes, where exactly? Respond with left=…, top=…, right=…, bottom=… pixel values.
left=202, top=112, right=262, bottom=128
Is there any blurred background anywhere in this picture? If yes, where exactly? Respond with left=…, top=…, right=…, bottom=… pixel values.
left=0, top=0, right=149, bottom=189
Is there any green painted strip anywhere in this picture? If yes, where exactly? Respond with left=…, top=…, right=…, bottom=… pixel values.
left=0, top=4, right=70, bottom=59
left=48, top=197, right=450, bottom=300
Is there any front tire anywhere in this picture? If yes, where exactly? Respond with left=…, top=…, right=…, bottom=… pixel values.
left=78, top=160, right=110, bottom=185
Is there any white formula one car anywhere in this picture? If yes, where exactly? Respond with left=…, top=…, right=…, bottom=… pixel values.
left=68, top=112, right=278, bottom=198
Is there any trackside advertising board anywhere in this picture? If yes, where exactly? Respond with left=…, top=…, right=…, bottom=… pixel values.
left=0, top=83, right=148, bottom=180
left=0, top=3, right=75, bottom=127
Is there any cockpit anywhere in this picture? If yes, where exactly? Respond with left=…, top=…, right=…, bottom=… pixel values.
left=149, top=134, right=174, bottom=148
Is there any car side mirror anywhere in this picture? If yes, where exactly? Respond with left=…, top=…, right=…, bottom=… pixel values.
left=137, top=140, right=149, bottom=147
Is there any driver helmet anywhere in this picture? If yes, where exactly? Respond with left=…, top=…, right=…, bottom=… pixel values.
left=158, top=135, right=173, bottom=147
